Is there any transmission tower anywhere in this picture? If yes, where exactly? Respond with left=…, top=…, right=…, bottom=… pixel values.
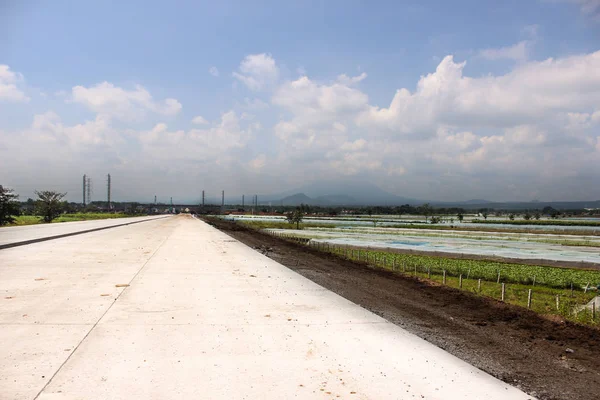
left=107, top=174, right=111, bottom=210
left=82, top=174, right=87, bottom=205
left=86, top=177, right=92, bottom=204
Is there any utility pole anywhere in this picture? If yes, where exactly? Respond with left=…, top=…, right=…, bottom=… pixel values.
left=107, top=174, right=111, bottom=210
left=221, top=190, right=225, bottom=213
left=242, top=194, right=244, bottom=209
left=154, top=195, right=157, bottom=205
left=82, top=174, right=87, bottom=206
left=202, top=190, right=205, bottom=207
left=170, top=197, right=173, bottom=213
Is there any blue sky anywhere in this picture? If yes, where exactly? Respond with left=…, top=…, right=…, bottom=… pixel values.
left=1, top=0, right=600, bottom=202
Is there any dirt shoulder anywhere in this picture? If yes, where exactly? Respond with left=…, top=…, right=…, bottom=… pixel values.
left=204, top=217, right=600, bottom=400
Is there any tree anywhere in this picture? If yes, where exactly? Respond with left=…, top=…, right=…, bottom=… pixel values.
left=420, top=203, right=432, bottom=223
left=509, top=213, right=515, bottom=221
left=0, top=186, right=20, bottom=225
left=534, top=211, right=541, bottom=220
left=457, top=212, right=464, bottom=223
left=35, top=190, right=66, bottom=222
left=286, top=209, right=304, bottom=229
left=523, top=212, right=532, bottom=221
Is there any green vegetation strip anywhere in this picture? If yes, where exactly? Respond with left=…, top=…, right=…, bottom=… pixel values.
left=8, top=213, right=142, bottom=226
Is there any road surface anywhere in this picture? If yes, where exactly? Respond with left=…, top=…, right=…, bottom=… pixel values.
left=0, top=215, right=169, bottom=248
left=0, top=215, right=533, bottom=399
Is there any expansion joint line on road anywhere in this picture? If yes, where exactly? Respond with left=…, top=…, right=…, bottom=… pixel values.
left=32, top=224, right=174, bottom=400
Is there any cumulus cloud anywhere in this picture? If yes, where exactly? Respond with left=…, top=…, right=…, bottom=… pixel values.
left=71, top=82, right=182, bottom=120
left=0, top=65, right=29, bottom=102
left=233, top=53, right=279, bottom=91
left=357, top=51, right=600, bottom=134
left=480, top=41, right=530, bottom=62
left=191, top=115, right=209, bottom=125
left=4, top=48, right=600, bottom=202
left=563, top=0, right=600, bottom=19
left=248, top=154, right=267, bottom=170
left=336, top=72, right=368, bottom=85
left=266, top=50, right=600, bottom=200
left=209, top=66, right=219, bottom=77
left=135, top=111, right=254, bottom=161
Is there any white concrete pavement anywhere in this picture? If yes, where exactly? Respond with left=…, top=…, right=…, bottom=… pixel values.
left=0, top=215, right=169, bottom=248
left=0, top=215, right=534, bottom=399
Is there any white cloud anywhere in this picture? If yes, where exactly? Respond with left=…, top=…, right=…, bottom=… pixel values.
left=248, top=154, right=266, bottom=170
left=568, top=0, right=600, bottom=18
left=0, top=65, right=29, bottom=102
left=191, top=115, right=209, bottom=125
left=233, top=53, right=279, bottom=91
left=266, top=50, right=600, bottom=199
left=4, top=48, right=600, bottom=202
left=340, top=139, right=367, bottom=151
left=71, top=82, right=182, bottom=120
left=209, top=66, right=219, bottom=77
left=480, top=41, right=530, bottom=62
left=336, top=72, right=368, bottom=85
left=273, top=76, right=368, bottom=117
left=357, top=51, right=600, bottom=135
left=136, top=111, right=254, bottom=160
left=243, top=97, right=269, bottom=110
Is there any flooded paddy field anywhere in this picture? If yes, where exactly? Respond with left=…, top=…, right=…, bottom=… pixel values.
left=225, top=215, right=600, bottom=265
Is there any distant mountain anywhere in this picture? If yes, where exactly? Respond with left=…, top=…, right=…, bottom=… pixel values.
left=463, top=199, right=493, bottom=205
left=314, top=194, right=357, bottom=205
left=279, top=193, right=315, bottom=206
left=286, top=180, right=421, bottom=205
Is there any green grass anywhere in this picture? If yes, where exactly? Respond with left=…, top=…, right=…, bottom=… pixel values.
left=362, top=248, right=600, bottom=288
left=5, top=213, right=139, bottom=227
left=8, top=215, right=41, bottom=226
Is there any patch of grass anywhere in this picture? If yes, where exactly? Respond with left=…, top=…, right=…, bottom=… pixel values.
left=4, top=213, right=139, bottom=227
left=54, top=213, right=136, bottom=223
left=9, top=215, right=42, bottom=226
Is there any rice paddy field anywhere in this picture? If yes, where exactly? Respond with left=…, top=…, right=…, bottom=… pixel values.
left=223, top=214, right=600, bottom=324
left=225, top=214, right=600, bottom=265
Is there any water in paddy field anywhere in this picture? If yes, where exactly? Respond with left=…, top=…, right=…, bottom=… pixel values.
left=224, top=215, right=600, bottom=233
left=389, top=240, right=428, bottom=246
left=260, top=226, right=600, bottom=266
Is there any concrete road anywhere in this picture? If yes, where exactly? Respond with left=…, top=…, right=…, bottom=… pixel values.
left=0, top=215, right=169, bottom=248
left=0, top=215, right=534, bottom=399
